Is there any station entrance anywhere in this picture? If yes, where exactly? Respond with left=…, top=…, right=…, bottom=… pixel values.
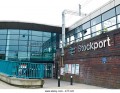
left=44, top=63, right=53, bottom=78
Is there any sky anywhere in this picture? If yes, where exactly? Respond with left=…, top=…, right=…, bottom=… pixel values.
left=0, top=0, right=111, bottom=27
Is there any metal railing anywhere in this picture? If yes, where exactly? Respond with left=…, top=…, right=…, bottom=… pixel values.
left=0, top=60, right=45, bottom=79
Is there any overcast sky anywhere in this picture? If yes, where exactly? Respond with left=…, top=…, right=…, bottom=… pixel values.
left=0, top=0, right=111, bottom=27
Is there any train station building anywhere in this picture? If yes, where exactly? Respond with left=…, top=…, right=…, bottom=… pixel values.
left=0, top=0, right=120, bottom=88
left=55, top=0, right=120, bottom=88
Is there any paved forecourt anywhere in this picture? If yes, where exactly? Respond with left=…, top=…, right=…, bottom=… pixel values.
left=0, top=79, right=105, bottom=89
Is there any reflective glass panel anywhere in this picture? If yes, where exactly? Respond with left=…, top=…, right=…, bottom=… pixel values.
left=103, top=17, right=116, bottom=28
left=19, top=46, right=27, bottom=51
left=117, top=15, right=120, bottom=23
left=32, top=36, right=42, bottom=41
left=0, top=29, right=7, bottom=34
left=0, top=46, right=6, bottom=51
left=8, top=29, right=19, bottom=34
left=91, top=15, right=101, bottom=26
left=43, top=32, right=51, bottom=37
left=32, top=31, right=42, bottom=36
left=43, top=37, right=50, bottom=42
left=116, top=5, right=120, bottom=15
left=91, top=23, right=101, bottom=37
left=7, top=46, right=18, bottom=51
left=0, top=35, right=7, bottom=39
left=83, top=21, right=90, bottom=29
left=102, top=8, right=115, bottom=21
left=8, top=40, right=18, bottom=45
left=0, top=40, right=6, bottom=45
left=9, top=35, right=19, bottom=40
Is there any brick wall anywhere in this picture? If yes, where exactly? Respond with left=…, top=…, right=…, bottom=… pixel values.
left=55, top=28, right=120, bottom=88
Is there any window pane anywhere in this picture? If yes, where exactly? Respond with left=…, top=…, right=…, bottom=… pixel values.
left=0, top=29, right=7, bottom=34
left=8, top=40, right=18, bottom=45
left=43, top=32, right=51, bottom=37
left=92, top=31, right=101, bottom=37
left=92, top=23, right=101, bottom=32
left=0, top=46, right=6, bottom=51
left=32, top=36, right=42, bottom=41
left=102, top=8, right=115, bottom=21
left=67, top=37, right=69, bottom=45
left=31, top=47, right=40, bottom=52
left=43, top=37, right=50, bottom=42
left=19, top=35, right=28, bottom=40
left=19, top=46, right=27, bottom=51
left=8, top=29, right=19, bottom=34
left=77, top=32, right=82, bottom=38
left=53, top=33, right=56, bottom=36
left=116, top=5, right=120, bottom=15
left=118, top=24, right=120, bottom=28
left=7, top=46, right=18, bottom=51
left=83, top=35, right=91, bottom=40
left=19, top=41, right=28, bottom=45
left=7, top=51, right=17, bottom=57
left=9, top=35, right=19, bottom=40
left=32, top=31, right=42, bottom=36
left=83, top=21, right=90, bottom=29
left=76, top=38, right=82, bottom=42
left=6, top=51, right=18, bottom=61
left=117, top=15, right=120, bottom=23
left=75, top=27, right=80, bottom=33
left=0, top=35, right=7, bottom=39
left=0, top=40, right=6, bottom=45
left=18, top=52, right=30, bottom=61
left=103, top=17, right=116, bottom=28
left=0, top=50, right=5, bottom=60
left=0, top=51, right=5, bottom=56
left=30, top=41, right=42, bottom=46
left=70, top=35, right=74, bottom=44
left=20, top=30, right=28, bottom=35
left=83, top=28, right=91, bottom=36
left=107, top=26, right=116, bottom=31
left=91, top=15, right=101, bottom=26
left=91, top=23, right=101, bottom=36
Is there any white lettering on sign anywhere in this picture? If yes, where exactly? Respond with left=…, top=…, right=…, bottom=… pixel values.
left=69, top=37, right=111, bottom=55
left=78, top=37, right=111, bottom=52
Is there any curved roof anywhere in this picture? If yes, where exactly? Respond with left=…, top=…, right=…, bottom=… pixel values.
left=0, top=21, right=63, bottom=33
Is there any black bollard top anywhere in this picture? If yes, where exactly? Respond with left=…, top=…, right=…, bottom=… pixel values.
left=58, top=76, right=60, bottom=79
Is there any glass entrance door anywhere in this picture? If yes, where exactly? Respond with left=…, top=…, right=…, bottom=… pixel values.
left=44, top=63, right=53, bottom=78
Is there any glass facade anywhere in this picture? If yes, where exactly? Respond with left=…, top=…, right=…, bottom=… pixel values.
left=0, top=29, right=58, bottom=62
left=65, top=4, right=120, bottom=46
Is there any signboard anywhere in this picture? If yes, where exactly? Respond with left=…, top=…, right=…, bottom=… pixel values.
left=102, top=57, right=107, bottom=64
left=60, top=67, right=64, bottom=75
left=75, top=64, right=79, bottom=75
left=65, top=64, right=79, bottom=74
left=69, top=47, right=75, bottom=55
left=69, top=37, right=111, bottom=55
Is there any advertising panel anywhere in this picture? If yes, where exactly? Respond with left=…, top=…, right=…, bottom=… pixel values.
left=65, top=64, right=68, bottom=73
left=60, top=67, right=64, bottom=75
left=75, top=64, right=79, bottom=75
left=71, top=64, right=75, bottom=74
left=68, top=64, right=71, bottom=73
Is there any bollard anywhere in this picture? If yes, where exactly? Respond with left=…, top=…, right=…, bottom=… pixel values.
left=70, top=76, right=73, bottom=85
left=58, top=76, right=60, bottom=87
